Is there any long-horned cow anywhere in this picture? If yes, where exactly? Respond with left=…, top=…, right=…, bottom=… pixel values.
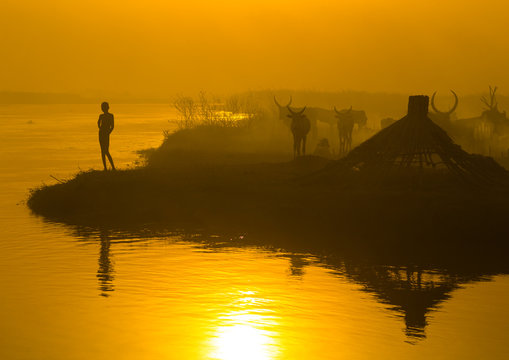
left=480, top=86, right=508, bottom=135
left=287, top=106, right=311, bottom=158
left=429, top=90, right=458, bottom=131
left=335, top=106, right=355, bottom=157
left=275, top=96, right=329, bottom=140
left=331, top=106, right=368, bottom=129
left=473, top=86, right=508, bottom=154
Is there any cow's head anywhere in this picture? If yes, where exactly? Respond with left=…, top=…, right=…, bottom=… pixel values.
left=334, top=106, right=353, bottom=119
left=286, top=105, right=307, bottom=120
left=480, top=86, right=507, bottom=127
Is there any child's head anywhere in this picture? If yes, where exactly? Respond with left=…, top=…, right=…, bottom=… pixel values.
left=101, top=102, right=109, bottom=113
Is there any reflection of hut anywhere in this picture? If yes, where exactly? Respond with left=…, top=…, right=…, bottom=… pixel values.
left=318, top=96, right=508, bottom=186
left=342, top=263, right=471, bottom=342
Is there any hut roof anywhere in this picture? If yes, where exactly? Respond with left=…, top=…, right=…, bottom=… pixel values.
left=317, top=95, right=508, bottom=186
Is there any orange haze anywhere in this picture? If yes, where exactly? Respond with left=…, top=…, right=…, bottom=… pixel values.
left=2, top=0, right=509, bottom=97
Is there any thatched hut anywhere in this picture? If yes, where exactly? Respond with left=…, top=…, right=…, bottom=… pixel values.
left=316, top=95, right=508, bottom=187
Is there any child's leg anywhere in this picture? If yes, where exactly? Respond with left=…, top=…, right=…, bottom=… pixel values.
left=106, top=151, right=115, bottom=170
left=101, top=151, right=108, bottom=170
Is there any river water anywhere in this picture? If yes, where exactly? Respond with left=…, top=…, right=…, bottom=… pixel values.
left=0, top=104, right=508, bottom=359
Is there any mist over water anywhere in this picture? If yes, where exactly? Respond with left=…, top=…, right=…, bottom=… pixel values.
left=1, top=104, right=509, bottom=359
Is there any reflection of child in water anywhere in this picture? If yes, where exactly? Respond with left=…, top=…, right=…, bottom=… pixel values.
left=97, top=102, right=116, bottom=171
left=313, top=138, right=332, bottom=159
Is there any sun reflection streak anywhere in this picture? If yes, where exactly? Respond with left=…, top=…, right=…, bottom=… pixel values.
left=209, top=291, right=280, bottom=360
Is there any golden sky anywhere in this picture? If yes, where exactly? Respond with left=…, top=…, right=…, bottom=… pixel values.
left=2, top=0, right=508, bottom=96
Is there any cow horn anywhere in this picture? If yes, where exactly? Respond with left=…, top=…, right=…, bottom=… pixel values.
left=431, top=91, right=458, bottom=115
left=274, top=95, right=292, bottom=108
left=334, top=106, right=352, bottom=114
left=431, top=92, right=441, bottom=113
left=448, top=90, right=458, bottom=115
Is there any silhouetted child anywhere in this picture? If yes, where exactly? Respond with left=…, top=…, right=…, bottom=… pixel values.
left=98, top=102, right=116, bottom=171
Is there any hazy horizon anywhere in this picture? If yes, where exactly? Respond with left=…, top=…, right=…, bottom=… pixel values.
left=2, top=0, right=509, bottom=97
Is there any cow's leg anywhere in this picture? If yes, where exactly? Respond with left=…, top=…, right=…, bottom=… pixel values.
left=338, top=129, right=341, bottom=157
left=337, top=132, right=340, bottom=156
left=293, top=134, right=300, bottom=158
left=302, top=135, right=307, bottom=156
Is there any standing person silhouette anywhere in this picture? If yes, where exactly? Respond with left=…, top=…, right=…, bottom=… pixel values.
left=98, top=102, right=116, bottom=171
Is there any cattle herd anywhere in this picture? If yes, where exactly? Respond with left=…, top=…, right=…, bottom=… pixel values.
left=275, top=87, right=509, bottom=159
left=274, top=96, right=367, bottom=158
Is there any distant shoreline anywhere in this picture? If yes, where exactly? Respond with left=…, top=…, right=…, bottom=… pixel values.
left=5, top=90, right=509, bottom=116
left=0, top=91, right=172, bottom=104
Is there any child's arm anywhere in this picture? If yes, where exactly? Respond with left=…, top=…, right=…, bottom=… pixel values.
left=110, top=115, right=114, bottom=133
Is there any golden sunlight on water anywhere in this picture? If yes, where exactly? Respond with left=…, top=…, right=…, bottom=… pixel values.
left=210, top=306, right=279, bottom=360
left=1, top=105, right=509, bottom=359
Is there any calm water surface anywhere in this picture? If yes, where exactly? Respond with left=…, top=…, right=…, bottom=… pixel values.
left=0, top=104, right=508, bottom=359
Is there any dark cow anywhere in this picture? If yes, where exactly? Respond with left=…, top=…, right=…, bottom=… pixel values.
left=287, top=106, right=311, bottom=158
left=335, top=106, right=355, bottom=157
left=275, top=96, right=334, bottom=140
left=334, top=107, right=368, bottom=129
left=480, top=86, right=508, bottom=135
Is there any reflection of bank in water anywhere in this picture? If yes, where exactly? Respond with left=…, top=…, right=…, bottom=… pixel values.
left=179, top=231, right=508, bottom=344
left=66, top=225, right=509, bottom=343
left=97, top=231, right=115, bottom=297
